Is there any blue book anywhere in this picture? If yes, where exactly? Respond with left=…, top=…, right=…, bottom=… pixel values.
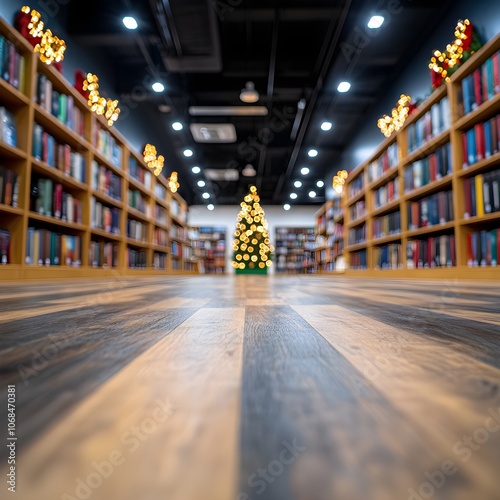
left=467, top=128, right=476, bottom=165
left=485, top=58, right=494, bottom=100
left=47, top=135, right=55, bottom=167
left=484, top=119, right=493, bottom=158
left=462, top=75, right=474, bottom=114
left=32, top=124, right=43, bottom=160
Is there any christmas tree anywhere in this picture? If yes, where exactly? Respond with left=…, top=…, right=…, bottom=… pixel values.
left=232, top=186, right=274, bottom=274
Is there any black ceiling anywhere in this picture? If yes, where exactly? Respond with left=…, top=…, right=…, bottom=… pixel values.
left=63, top=0, right=454, bottom=206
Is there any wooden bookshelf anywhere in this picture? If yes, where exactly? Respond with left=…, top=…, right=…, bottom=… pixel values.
left=189, top=226, right=226, bottom=274
left=314, top=199, right=345, bottom=272
left=275, top=227, right=316, bottom=274
left=339, top=32, right=500, bottom=279
left=0, top=17, right=195, bottom=279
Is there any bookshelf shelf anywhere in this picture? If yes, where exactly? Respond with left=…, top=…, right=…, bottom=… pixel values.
left=454, top=92, right=500, bottom=131
left=372, top=198, right=401, bottom=218
left=459, top=212, right=500, bottom=226
left=91, top=228, right=122, bottom=241
left=345, top=242, right=368, bottom=252
left=372, top=233, right=402, bottom=246
left=404, top=221, right=455, bottom=238
left=403, top=174, right=453, bottom=201
left=0, top=141, right=27, bottom=160
left=347, top=214, right=368, bottom=229
left=31, top=158, right=88, bottom=191
left=28, top=211, right=86, bottom=231
left=345, top=190, right=365, bottom=208
left=0, top=204, right=23, bottom=216
left=367, top=165, right=399, bottom=191
left=0, top=16, right=193, bottom=278
left=33, top=104, right=92, bottom=151
left=457, top=151, right=500, bottom=178
left=92, top=190, right=123, bottom=209
left=0, top=78, right=30, bottom=108
left=403, top=129, right=450, bottom=165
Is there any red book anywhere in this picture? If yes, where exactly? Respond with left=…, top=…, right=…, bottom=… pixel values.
left=486, top=232, right=492, bottom=265
left=414, top=241, right=419, bottom=268
left=64, top=145, right=71, bottom=175
left=482, top=64, right=489, bottom=103
left=438, top=191, right=446, bottom=222
left=42, top=132, right=49, bottom=163
left=450, top=235, right=456, bottom=266
left=412, top=202, right=419, bottom=229
left=428, top=237, right=435, bottom=267
left=493, top=52, right=500, bottom=93
left=475, top=122, right=485, bottom=161
left=4, top=169, right=13, bottom=206
left=461, top=133, right=468, bottom=168
left=53, top=183, right=62, bottom=218
left=466, top=233, right=473, bottom=265
left=429, top=154, right=437, bottom=181
left=473, top=68, right=483, bottom=108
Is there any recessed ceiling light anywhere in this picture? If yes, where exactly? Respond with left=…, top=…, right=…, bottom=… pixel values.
left=202, top=192, right=210, bottom=199
left=290, top=193, right=298, bottom=200
left=367, top=15, right=385, bottom=29
left=191, top=166, right=201, bottom=174
left=183, top=149, right=193, bottom=157
left=172, top=122, right=183, bottom=131
left=283, top=204, right=291, bottom=211
left=316, top=180, right=325, bottom=188
left=197, top=180, right=206, bottom=187
left=122, top=16, right=138, bottom=30
left=337, top=81, right=351, bottom=93
left=207, top=204, right=215, bottom=211
left=300, top=167, right=310, bottom=175
left=308, top=149, right=318, bottom=157
left=321, top=121, right=332, bottom=131
left=240, top=81, right=259, bottom=103
left=242, top=164, right=257, bottom=177
left=152, top=82, right=165, bottom=93
left=294, top=180, right=302, bottom=188
left=309, top=191, right=317, bottom=198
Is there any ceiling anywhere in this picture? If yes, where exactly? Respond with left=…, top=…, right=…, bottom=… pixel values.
left=64, top=0, right=454, bottom=206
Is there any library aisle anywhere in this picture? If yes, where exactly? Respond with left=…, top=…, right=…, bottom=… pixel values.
left=1, top=276, right=499, bottom=500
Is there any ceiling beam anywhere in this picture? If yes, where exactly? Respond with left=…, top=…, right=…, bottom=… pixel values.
left=222, top=8, right=341, bottom=23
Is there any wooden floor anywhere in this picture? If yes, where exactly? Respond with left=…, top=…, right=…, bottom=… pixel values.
left=1, top=275, right=500, bottom=500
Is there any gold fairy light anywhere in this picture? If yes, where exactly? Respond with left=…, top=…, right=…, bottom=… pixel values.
left=24, top=7, right=44, bottom=38
left=83, top=73, right=121, bottom=126
left=143, top=144, right=165, bottom=176
left=377, top=94, right=412, bottom=137
left=333, top=169, right=348, bottom=193
left=167, top=172, right=180, bottom=192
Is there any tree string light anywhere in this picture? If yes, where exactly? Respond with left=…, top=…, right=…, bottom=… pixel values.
left=377, top=94, right=413, bottom=138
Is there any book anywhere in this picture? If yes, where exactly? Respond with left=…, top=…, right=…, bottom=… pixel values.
left=0, top=107, right=17, bottom=146
left=0, top=229, right=10, bottom=264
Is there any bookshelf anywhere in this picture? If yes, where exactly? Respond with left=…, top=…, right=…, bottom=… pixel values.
left=275, top=227, right=316, bottom=274
left=0, top=17, right=195, bottom=279
left=189, top=226, right=226, bottom=274
left=341, top=32, right=500, bottom=279
left=314, top=199, right=345, bottom=272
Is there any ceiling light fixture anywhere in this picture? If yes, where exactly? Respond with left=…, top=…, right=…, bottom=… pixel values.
left=308, top=149, right=318, bottom=157
left=321, top=121, right=332, bottom=131
left=183, top=149, right=193, bottom=157
left=122, top=16, right=138, bottom=30
left=309, top=191, right=317, bottom=198
left=290, top=193, right=298, bottom=200
left=202, top=192, right=210, bottom=199
left=294, top=181, right=302, bottom=188
left=367, top=15, right=385, bottom=29
left=197, top=180, right=206, bottom=187
left=172, top=122, right=183, bottom=131
left=283, top=204, right=291, bottom=211
left=316, top=180, right=325, bottom=188
left=191, top=166, right=201, bottom=174
left=152, top=82, right=165, bottom=93
left=207, top=204, right=215, bottom=211
left=301, top=167, right=310, bottom=175
left=239, top=81, right=259, bottom=103
left=337, top=81, right=351, bottom=93
left=242, top=164, right=257, bottom=177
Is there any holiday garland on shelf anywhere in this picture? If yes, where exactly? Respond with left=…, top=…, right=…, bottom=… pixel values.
left=429, top=19, right=482, bottom=89
left=232, top=186, right=274, bottom=273
left=377, top=94, right=417, bottom=137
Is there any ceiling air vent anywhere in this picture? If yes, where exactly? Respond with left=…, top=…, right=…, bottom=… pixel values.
left=205, top=169, right=239, bottom=181
left=190, top=123, right=237, bottom=143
